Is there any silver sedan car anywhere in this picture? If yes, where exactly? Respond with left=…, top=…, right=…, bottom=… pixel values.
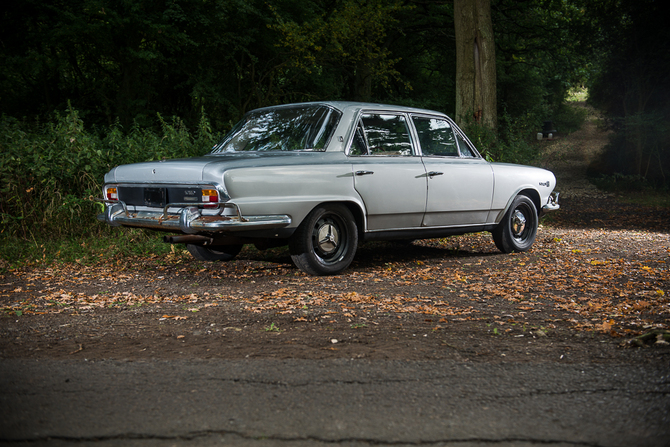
left=99, top=102, right=559, bottom=275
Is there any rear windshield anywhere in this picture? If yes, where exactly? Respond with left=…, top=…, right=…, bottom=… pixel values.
left=211, top=105, right=342, bottom=153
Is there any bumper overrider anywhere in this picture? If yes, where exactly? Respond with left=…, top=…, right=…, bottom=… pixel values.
left=97, top=200, right=291, bottom=234
left=541, top=192, right=560, bottom=213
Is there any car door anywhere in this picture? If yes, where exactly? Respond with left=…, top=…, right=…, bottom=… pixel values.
left=349, top=112, right=428, bottom=231
left=411, top=115, right=494, bottom=227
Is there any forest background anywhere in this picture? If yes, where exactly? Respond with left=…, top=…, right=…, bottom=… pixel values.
left=0, top=0, right=668, bottom=262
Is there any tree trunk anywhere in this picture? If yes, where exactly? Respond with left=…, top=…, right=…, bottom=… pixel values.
left=454, top=0, right=497, bottom=130
left=354, top=57, right=373, bottom=102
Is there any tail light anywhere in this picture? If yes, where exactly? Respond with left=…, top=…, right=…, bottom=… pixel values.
left=202, top=189, right=218, bottom=208
left=105, top=186, right=118, bottom=201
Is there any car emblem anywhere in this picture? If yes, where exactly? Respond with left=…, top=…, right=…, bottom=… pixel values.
left=152, top=169, right=156, bottom=174
left=539, top=181, right=550, bottom=187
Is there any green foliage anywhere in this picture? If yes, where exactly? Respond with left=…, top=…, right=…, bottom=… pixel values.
left=459, top=0, right=594, bottom=163
left=588, top=172, right=651, bottom=193
left=462, top=109, right=542, bottom=165
left=494, top=0, right=594, bottom=118
left=1, top=0, right=594, bottom=133
left=264, top=322, right=281, bottom=332
left=270, top=0, right=412, bottom=102
left=0, top=0, right=280, bottom=128
left=586, top=0, right=670, bottom=188
left=463, top=101, right=589, bottom=166
left=552, top=103, right=588, bottom=135
left=588, top=114, right=670, bottom=190
left=0, top=105, right=218, bottom=240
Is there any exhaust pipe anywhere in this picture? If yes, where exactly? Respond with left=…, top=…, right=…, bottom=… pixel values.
left=163, top=235, right=213, bottom=245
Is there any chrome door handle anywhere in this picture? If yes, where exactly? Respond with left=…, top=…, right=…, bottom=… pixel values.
left=355, top=170, right=374, bottom=176
left=427, top=171, right=444, bottom=177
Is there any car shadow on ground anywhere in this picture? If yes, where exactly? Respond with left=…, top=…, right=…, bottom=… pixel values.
left=353, top=240, right=500, bottom=266
left=236, top=238, right=502, bottom=273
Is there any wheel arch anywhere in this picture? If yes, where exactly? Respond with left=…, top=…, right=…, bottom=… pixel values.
left=494, top=188, right=541, bottom=225
left=295, top=200, right=366, bottom=236
left=518, top=188, right=541, bottom=215
left=342, top=201, right=366, bottom=240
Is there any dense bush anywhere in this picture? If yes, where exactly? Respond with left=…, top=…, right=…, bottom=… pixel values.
left=587, top=114, right=670, bottom=191
left=0, top=104, right=219, bottom=240
left=586, top=0, right=670, bottom=190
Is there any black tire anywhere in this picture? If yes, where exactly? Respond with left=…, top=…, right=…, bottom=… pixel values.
left=492, top=195, right=538, bottom=253
left=289, top=204, right=358, bottom=275
left=187, top=244, right=243, bottom=262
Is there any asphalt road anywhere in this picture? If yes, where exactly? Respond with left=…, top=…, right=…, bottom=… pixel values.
left=1, top=358, right=669, bottom=446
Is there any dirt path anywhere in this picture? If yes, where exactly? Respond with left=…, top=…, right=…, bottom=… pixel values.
left=1, top=107, right=668, bottom=363
left=540, top=103, right=613, bottom=200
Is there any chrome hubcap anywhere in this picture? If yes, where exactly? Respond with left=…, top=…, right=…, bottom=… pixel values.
left=317, top=223, right=339, bottom=254
left=511, top=210, right=527, bottom=237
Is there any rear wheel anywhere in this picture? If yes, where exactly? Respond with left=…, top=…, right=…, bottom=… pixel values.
left=187, top=244, right=243, bottom=262
left=492, top=195, right=538, bottom=253
left=289, top=204, right=358, bottom=276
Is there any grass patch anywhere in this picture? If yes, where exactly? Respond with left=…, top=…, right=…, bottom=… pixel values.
left=617, top=190, right=670, bottom=208
left=0, top=228, right=187, bottom=270
left=552, top=103, right=588, bottom=135
left=588, top=173, right=670, bottom=207
left=566, top=87, right=588, bottom=102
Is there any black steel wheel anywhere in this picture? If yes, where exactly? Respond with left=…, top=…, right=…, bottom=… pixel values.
left=492, top=195, right=538, bottom=253
left=289, top=204, right=358, bottom=275
left=187, top=244, right=243, bottom=262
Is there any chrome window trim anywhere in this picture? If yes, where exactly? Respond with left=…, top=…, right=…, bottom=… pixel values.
left=345, top=110, right=420, bottom=157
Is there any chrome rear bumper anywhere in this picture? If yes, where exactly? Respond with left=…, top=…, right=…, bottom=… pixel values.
left=97, top=200, right=291, bottom=234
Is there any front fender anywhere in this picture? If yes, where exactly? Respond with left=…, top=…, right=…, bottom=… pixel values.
left=489, top=163, right=557, bottom=224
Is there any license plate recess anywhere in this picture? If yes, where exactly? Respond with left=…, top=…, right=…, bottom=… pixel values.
left=144, top=188, right=166, bottom=207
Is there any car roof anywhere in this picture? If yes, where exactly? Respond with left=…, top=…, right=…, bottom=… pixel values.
left=250, top=101, right=449, bottom=118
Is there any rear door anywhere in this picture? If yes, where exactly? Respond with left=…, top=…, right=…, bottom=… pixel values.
left=349, top=112, right=428, bottom=231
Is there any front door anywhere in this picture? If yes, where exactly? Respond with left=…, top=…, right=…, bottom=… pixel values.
left=411, top=115, right=494, bottom=226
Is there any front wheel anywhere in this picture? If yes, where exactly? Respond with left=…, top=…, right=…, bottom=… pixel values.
left=187, top=244, right=243, bottom=262
left=492, top=195, right=538, bottom=253
left=289, top=204, right=358, bottom=276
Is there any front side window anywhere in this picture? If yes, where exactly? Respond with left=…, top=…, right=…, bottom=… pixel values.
left=349, top=113, right=413, bottom=156
left=456, top=132, right=476, bottom=157
left=412, top=116, right=458, bottom=157
left=211, top=105, right=341, bottom=153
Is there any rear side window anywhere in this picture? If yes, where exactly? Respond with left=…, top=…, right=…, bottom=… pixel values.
left=349, top=113, right=413, bottom=156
